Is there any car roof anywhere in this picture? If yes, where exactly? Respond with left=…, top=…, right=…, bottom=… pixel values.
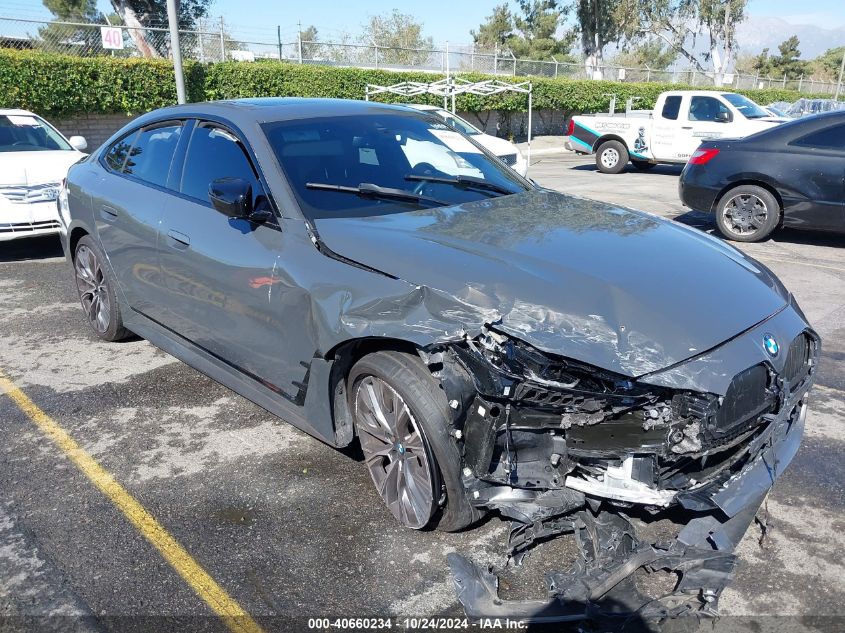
left=0, top=108, right=37, bottom=117
left=402, top=104, right=440, bottom=111
left=133, top=97, right=425, bottom=128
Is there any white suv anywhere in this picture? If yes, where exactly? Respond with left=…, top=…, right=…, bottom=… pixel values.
left=1, top=109, right=87, bottom=242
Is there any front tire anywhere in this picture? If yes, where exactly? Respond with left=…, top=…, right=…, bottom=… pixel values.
left=74, top=235, right=130, bottom=341
left=715, top=185, right=780, bottom=242
left=348, top=351, right=479, bottom=532
left=595, top=140, right=628, bottom=174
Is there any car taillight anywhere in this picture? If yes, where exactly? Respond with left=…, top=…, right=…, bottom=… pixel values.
left=566, top=119, right=575, bottom=136
left=688, top=148, right=720, bottom=165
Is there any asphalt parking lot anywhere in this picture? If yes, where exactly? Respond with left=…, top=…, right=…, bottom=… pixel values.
left=2, top=151, right=844, bottom=632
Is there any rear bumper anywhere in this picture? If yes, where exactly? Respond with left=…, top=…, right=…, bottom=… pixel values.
left=0, top=200, right=61, bottom=242
left=679, top=169, right=720, bottom=212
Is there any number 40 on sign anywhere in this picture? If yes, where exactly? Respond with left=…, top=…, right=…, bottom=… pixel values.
left=101, top=27, right=124, bottom=50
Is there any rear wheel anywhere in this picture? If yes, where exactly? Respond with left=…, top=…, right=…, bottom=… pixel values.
left=715, top=185, right=780, bottom=242
left=632, top=160, right=656, bottom=171
left=595, top=140, right=628, bottom=174
left=348, top=351, right=479, bottom=532
left=74, top=236, right=130, bottom=341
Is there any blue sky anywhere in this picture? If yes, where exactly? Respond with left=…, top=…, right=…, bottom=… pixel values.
left=6, top=0, right=845, bottom=46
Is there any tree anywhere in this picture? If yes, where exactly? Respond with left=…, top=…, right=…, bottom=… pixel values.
left=611, top=39, right=677, bottom=70
left=509, top=0, right=575, bottom=59
left=575, top=0, right=623, bottom=78
left=698, top=0, right=745, bottom=85
left=299, top=25, right=322, bottom=61
left=108, top=0, right=213, bottom=58
left=471, top=4, right=514, bottom=50
left=614, top=0, right=748, bottom=84
left=39, top=0, right=106, bottom=55
left=751, top=37, right=807, bottom=80
left=809, top=46, right=845, bottom=81
left=361, top=10, right=434, bottom=66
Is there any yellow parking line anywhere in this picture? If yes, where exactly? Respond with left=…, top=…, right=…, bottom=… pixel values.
left=0, top=370, right=264, bottom=633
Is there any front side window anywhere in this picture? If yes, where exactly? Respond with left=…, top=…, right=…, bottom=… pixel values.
left=0, top=114, right=72, bottom=152
left=688, top=96, right=731, bottom=122
left=262, top=112, right=528, bottom=220
left=122, top=123, right=182, bottom=187
left=180, top=123, right=263, bottom=207
left=661, top=96, right=682, bottom=121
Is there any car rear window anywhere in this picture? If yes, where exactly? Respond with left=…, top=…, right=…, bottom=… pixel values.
left=106, top=122, right=182, bottom=188
left=791, top=123, right=845, bottom=150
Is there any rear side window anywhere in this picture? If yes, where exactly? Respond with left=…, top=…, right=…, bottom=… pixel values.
left=121, top=123, right=182, bottom=187
left=104, top=132, right=137, bottom=172
left=180, top=123, right=261, bottom=206
left=661, top=96, right=682, bottom=120
left=791, top=123, right=845, bottom=150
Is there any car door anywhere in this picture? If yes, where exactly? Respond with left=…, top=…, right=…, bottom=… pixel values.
left=156, top=119, right=307, bottom=399
left=784, top=122, right=845, bottom=230
left=94, top=121, right=184, bottom=313
left=650, top=95, right=683, bottom=161
left=673, top=95, right=733, bottom=161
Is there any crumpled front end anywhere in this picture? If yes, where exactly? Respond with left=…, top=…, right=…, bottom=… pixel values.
left=422, top=299, right=818, bottom=626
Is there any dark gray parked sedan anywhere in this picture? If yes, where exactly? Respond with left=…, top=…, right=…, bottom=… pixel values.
left=59, top=98, right=819, bottom=623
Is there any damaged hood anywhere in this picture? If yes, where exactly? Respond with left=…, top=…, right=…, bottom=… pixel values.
left=314, top=189, right=788, bottom=376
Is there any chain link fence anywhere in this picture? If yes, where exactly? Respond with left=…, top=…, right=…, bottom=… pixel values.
left=2, top=16, right=842, bottom=95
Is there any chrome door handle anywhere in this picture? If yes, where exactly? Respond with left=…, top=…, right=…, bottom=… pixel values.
left=681, top=126, right=693, bottom=129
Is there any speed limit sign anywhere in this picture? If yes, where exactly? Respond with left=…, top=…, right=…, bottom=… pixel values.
left=101, top=26, right=124, bottom=50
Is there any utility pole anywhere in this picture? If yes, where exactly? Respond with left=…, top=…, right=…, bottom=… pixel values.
left=219, top=16, right=225, bottom=62
left=166, top=0, right=186, bottom=104
left=835, top=49, right=845, bottom=100
left=277, top=25, right=282, bottom=61
left=297, top=21, right=303, bottom=63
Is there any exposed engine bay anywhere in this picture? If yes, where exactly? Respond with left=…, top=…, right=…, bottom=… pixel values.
left=420, top=323, right=819, bottom=627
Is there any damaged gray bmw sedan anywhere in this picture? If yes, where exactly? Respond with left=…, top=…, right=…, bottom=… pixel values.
left=60, top=98, right=819, bottom=626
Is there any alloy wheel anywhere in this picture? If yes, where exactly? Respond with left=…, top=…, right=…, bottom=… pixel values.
left=722, top=194, right=768, bottom=237
left=354, top=376, right=437, bottom=529
left=75, top=245, right=111, bottom=333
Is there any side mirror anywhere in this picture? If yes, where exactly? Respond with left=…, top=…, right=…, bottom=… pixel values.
left=715, top=111, right=731, bottom=123
left=209, top=177, right=253, bottom=218
left=69, top=135, right=87, bottom=151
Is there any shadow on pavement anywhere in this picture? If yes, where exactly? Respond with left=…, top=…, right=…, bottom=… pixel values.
left=0, top=235, right=64, bottom=263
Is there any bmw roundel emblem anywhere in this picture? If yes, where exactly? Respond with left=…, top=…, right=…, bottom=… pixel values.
left=763, top=333, right=779, bottom=357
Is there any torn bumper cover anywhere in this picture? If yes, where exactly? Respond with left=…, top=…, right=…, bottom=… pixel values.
left=427, top=306, right=819, bottom=624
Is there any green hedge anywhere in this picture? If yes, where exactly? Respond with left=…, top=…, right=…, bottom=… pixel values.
left=1, top=48, right=840, bottom=118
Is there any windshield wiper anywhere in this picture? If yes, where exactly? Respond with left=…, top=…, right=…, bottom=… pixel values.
left=404, top=173, right=515, bottom=196
left=305, top=182, right=449, bottom=207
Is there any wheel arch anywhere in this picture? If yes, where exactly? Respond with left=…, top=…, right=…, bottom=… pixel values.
left=594, top=134, right=629, bottom=152
left=713, top=180, right=785, bottom=224
left=323, top=336, right=433, bottom=447
left=69, top=226, right=89, bottom=260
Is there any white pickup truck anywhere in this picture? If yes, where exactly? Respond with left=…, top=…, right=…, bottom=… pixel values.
left=565, top=90, right=783, bottom=173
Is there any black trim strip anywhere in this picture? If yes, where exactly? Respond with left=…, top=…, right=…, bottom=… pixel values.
left=132, top=308, right=309, bottom=405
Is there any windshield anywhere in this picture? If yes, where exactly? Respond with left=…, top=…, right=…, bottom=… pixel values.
left=0, top=114, right=72, bottom=152
left=435, top=110, right=482, bottom=135
left=721, top=93, right=769, bottom=120
left=263, top=112, right=528, bottom=220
